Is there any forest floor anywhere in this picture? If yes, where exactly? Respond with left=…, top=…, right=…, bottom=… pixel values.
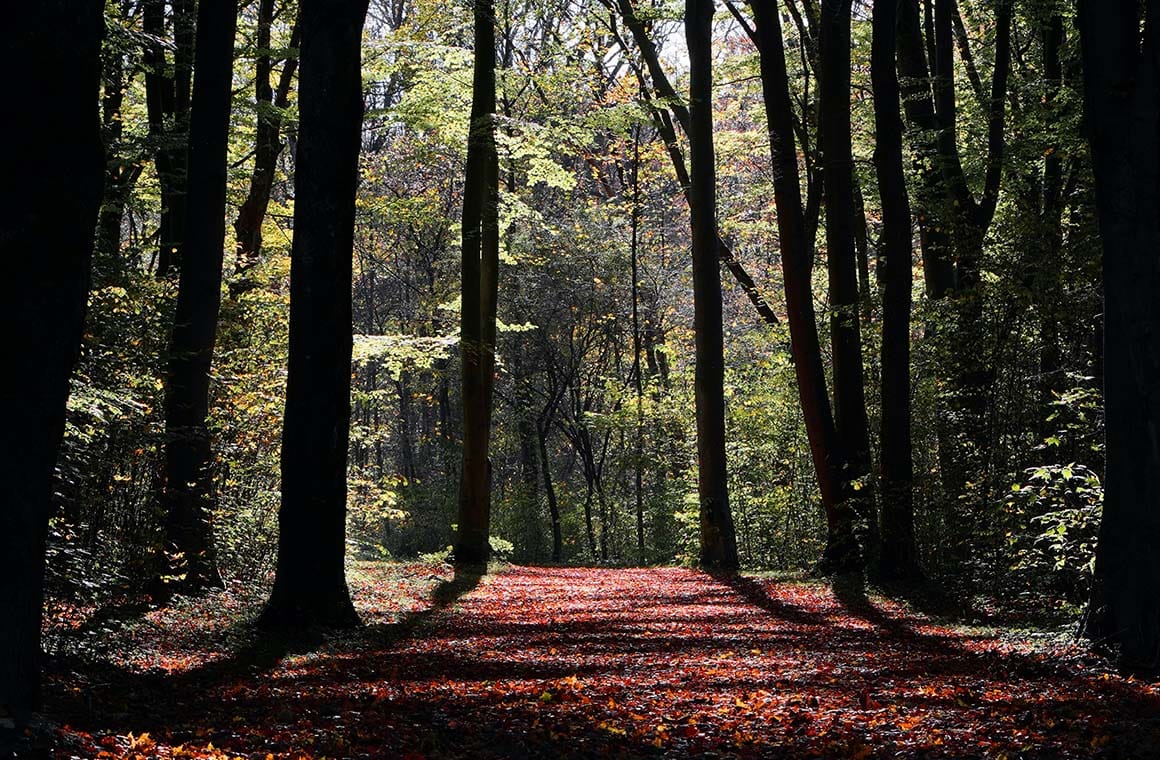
left=33, top=562, right=1160, bottom=759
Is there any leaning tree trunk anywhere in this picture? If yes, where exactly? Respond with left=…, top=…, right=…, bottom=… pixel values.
left=159, top=0, right=238, bottom=595
left=687, top=0, right=739, bottom=570
left=260, top=0, right=370, bottom=629
left=234, top=0, right=300, bottom=275
left=454, top=0, right=501, bottom=568
left=0, top=1, right=104, bottom=730
left=1079, top=0, right=1160, bottom=669
left=749, top=0, right=859, bottom=571
left=871, top=0, right=920, bottom=582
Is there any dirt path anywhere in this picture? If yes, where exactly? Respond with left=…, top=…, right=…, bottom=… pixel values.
left=45, top=566, right=1160, bottom=758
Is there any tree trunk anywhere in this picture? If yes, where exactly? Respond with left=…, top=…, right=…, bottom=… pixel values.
left=234, top=0, right=301, bottom=275
left=819, top=0, right=874, bottom=546
left=872, top=0, right=920, bottom=581
left=629, top=129, right=646, bottom=561
left=144, top=0, right=194, bottom=277
left=537, top=420, right=563, bottom=562
left=96, top=50, right=144, bottom=281
left=159, top=0, right=238, bottom=595
left=1079, top=0, right=1160, bottom=669
left=0, top=1, right=104, bottom=730
left=687, top=0, right=739, bottom=571
left=750, top=0, right=859, bottom=571
left=454, top=0, right=500, bottom=567
left=260, top=0, right=369, bottom=629
left=610, top=0, right=780, bottom=329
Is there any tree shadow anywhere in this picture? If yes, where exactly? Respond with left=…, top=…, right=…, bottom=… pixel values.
left=43, top=565, right=485, bottom=735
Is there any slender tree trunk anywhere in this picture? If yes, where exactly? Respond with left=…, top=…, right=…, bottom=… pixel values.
left=537, top=420, right=563, bottom=562
left=260, top=0, right=369, bottom=629
left=687, top=0, right=739, bottom=570
left=750, top=0, right=859, bottom=571
left=96, top=51, right=144, bottom=280
left=629, top=129, right=646, bottom=560
left=455, top=0, right=500, bottom=567
left=610, top=0, right=780, bottom=329
left=144, top=0, right=194, bottom=277
left=872, top=0, right=920, bottom=581
left=819, top=0, right=874, bottom=546
left=159, top=0, right=238, bottom=594
left=1079, top=0, right=1160, bottom=668
left=1036, top=14, right=1065, bottom=425
left=234, top=0, right=301, bottom=274
left=0, top=1, right=104, bottom=730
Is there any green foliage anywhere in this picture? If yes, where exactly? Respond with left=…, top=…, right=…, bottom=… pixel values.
left=1005, top=463, right=1102, bottom=603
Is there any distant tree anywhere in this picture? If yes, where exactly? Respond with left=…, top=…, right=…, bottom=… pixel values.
left=1078, top=0, right=1160, bottom=668
left=95, top=2, right=147, bottom=280
left=143, top=0, right=195, bottom=276
left=234, top=0, right=301, bottom=276
left=871, top=0, right=920, bottom=581
left=454, top=0, right=501, bottom=567
left=686, top=0, right=739, bottom=570
left=896, top=0, right=1011, bottom=511
left=603, top=0, right=782, bottom=331
left=260, top=0, right=370, bottom=628
left=0, top=1, right=105, bottom=730
left=159, top=0, right=239, bottom=594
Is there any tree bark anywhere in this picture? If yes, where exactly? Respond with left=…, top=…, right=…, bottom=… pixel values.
left=687, top=0, right=739, bottom=571
left=0, top=0, right=104, bottom=730
left=1079, top=0, right=1160, bottom=669
left=872, top=0, right=920, bottom=581
left=159, top=0, right=238, bottom=595
left=454, top=0, right=501, bottom=568
left=260, top=0, right=369, bottom=629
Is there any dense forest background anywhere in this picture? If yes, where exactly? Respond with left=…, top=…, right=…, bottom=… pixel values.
left=58, top=0, right=1099, bottom=609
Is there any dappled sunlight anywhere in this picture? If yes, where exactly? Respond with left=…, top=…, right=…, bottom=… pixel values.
left=44, top=565, right=1160, bottom=758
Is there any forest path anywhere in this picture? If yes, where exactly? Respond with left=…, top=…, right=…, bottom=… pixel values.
left=47, top=565, right=1160, bottom=758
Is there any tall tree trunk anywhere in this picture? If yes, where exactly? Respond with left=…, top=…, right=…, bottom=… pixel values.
left=234, top=0, right=301, bottom=275
left=1079, top=0, right=1160, bottom=669
left=454, top=0, right=501, bottom=567
left=0, top=1, right=104, bottom=730
left=260, top=0, right=369, bottom=629
left=687, top=0, right=739, bottom=570
left=159, top=0, right=238, bottom=595
left=819, top=0, right=874, bottom=546
left=872, top=0, right=920, bottom=581
left=750, top=0, right=859, bottom=571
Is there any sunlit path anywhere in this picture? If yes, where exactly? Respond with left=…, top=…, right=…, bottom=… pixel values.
left=46, top=565, right=1160, bottom=758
